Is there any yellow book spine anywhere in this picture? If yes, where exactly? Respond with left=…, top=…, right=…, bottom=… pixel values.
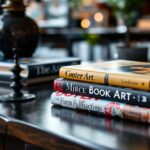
left=108, top=74, right=150, bottom=91
left=59, top=67, right=105, bottom=84
left=59, top=67, right=150, bottom=91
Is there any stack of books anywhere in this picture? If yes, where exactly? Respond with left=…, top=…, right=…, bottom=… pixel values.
left=0, top=57, right=81, bottom=86
left=51, top=60, right=150, bottom=123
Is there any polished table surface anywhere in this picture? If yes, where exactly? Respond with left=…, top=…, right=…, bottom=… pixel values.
left=0, top=82, right=150, bottom=150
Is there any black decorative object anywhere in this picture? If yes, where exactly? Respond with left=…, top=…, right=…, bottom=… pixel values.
left=0, top=48, right=36, bottom=102
left=0, top=0, right=39, bottom=59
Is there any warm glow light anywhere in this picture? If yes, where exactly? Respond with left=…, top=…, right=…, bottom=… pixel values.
left=94, top=12, right=104, bottom=22
left=82, top=0, right=92, bottom=6
left=81, top=19, right=90, bottom=29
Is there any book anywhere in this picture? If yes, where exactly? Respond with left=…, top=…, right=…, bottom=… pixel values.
left=0, top=73, right=58, bottom=86
left=0, top=57, right=81, bottom=78
left=59, top=60, right=150, bottom=91
left=51, top=91, right=150, bottom=123
left=54, top=78, right=150, bottom=107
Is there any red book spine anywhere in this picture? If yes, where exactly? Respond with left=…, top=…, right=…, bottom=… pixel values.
left=53, top=78, right=64, bottom=92
left=51, top=91, right=150, bottom=123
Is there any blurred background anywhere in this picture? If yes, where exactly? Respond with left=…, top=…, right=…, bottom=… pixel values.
left=2, top=0, right=150, bottom=61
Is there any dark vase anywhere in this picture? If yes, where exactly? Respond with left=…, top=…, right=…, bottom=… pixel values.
left=0, top=0, right=39, bottom=59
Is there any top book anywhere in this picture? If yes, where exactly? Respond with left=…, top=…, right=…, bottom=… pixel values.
left=0, top=57, right=81, bottom=78
left=59, top=60, right=150, bottom=91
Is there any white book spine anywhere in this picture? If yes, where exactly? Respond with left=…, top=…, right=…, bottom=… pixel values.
left=51, top=91, right=150, bottom=123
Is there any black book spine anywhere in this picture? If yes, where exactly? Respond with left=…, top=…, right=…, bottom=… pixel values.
left=54, top=78, right=150, bottom=107
left=28, top=60, right=81, bottom=78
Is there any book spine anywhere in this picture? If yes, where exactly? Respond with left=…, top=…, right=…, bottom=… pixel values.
left=27, top=60, right=80, bottom=78
left=53, top=78, right=150, bottom=107
left=59, top=67, right=150, bottom=91
left=51, top=91, right=150, bottom=123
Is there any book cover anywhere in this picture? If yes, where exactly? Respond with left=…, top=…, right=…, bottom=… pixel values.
left=0, top=57, right=81, bottom=78
left=59, top=60, right=150, bottom=91
left=51, top=91, right=150, bottom=123
left=54, top=78, right=150, bottom=107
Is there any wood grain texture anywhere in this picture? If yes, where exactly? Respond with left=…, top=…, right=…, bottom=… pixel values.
left=0, top=116, right=9, bottom=150
left=7, top=120, right=93, bottom=150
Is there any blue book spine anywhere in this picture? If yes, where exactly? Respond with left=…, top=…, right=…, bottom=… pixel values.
left=27, top=60, right=80, bottom=78
left=54, top=78, right=150, bottom=107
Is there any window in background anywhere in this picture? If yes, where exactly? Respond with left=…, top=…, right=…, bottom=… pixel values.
left=25, top=0, right=113, bottom=28
left=25, top=0, right=69, bottom=28
left=25, top=0, right=45, bottom=23
left=70, top=0, right=110, bottom=28
left=40, top=0, right=69, bottom=28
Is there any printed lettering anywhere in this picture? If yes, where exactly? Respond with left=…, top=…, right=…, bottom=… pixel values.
left=66, top=83, right=86, bottom=94
left=52, top=64, right=64, bottom=72
left=83, top=73, right=94, bottom=81
left=113, top=90, right=131, bottom=101
left=65, top=70, right=83, bottom=79
left=89, top=86, right=111, bottom=98
left=60, top=100, right=72, bottom=107
left=121, top=79, right=138, bottom=86
left=36, top=66, right=50, bottom=75
left=121, top=92, right=126, bottom=100
left=126, top=93, right=132, bottom=101
left=80, top=95, right=91, bottom=100
left=113, top=90, right=120, bottom=99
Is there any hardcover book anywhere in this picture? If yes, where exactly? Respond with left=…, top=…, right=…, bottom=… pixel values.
left=51, top=91, right=150, bottom=123
left=54, top=78, right=150, bottom=107
left=0, top=57, right=80, bottom=78
left=0, top=74, right=58, bottom=86
left=59, top=60, right=150, bottom=91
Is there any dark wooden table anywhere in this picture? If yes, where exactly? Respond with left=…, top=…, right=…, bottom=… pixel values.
left=0, top=82, right=150, bottom=150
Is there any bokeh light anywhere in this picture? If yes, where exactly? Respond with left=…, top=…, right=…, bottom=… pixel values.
left=81, top=19, right=91, bottom=28
left=94, top=12, right=104, bottom=22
